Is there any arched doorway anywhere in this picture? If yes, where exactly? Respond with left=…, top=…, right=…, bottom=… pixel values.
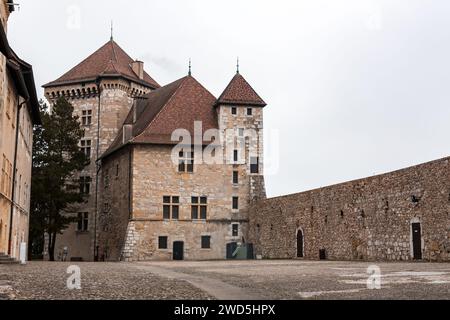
left=296, top=228, right=304, bottom=258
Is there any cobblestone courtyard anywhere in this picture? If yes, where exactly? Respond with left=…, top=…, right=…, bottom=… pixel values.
left=1, top=260, right=449, bottom=300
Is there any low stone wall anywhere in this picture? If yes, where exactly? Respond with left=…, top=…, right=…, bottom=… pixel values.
left=248, top=157, right=450, bottom=262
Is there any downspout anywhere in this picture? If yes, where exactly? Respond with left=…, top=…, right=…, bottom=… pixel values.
left=93, top=78, right=102, bottom=261
left=8, top=97, right=27, bottom=256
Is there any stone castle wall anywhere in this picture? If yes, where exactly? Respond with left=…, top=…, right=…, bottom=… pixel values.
left=248, top=157, right=450, bottom=262
left=44, top=79, right=143, bottom=261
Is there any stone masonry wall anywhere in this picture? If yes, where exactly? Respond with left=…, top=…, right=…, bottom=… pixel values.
left=44, top=79, right=143, bottom=261
left=97, top=146, right=131, bottom=261
left=248, top=157, right=450, bottom=262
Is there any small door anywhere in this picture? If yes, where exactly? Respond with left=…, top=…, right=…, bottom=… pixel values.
left=173, top=241, right=184, bottom=261
left=297, top=229, right=304, bottom=258
left=412, top=223, right=422, bottom=260
left=226, top=242, right=238, bottom=259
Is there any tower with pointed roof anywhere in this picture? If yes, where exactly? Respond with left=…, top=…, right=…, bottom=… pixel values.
left=43, top=38, right=160, bottom=261
left=216, top=72, right=267, bottom=201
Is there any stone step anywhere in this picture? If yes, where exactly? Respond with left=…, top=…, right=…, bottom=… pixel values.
left=0, top=260, right=19, bottom=265
left=0, top=254, right=19, bottom=264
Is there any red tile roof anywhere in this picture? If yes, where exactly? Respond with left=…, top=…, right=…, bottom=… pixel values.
left=101, top=76, right=218, bottom=159
left=217, top=73, right=266, bottom=107
left=43, top=40, right=160, bottom=89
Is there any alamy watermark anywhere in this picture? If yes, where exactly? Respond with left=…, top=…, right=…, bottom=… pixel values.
left=170, top=121, right=280, bottom=175
left=67, top=265, right=81, bottom=290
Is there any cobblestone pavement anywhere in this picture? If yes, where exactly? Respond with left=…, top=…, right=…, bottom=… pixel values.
left=1, top=260, right=450, bottom=300
left=0, top=262, right=213, bottom=300
left=138, top=260, right=450, bottom=300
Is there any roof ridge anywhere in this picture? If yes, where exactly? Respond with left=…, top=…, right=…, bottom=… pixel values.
left=110, top=40, right=118, bottom=62
left=131, top=76, right=189, bottom=143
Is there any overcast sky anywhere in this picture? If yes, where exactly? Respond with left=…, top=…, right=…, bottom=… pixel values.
left=7, top=0, right=450, bottom=197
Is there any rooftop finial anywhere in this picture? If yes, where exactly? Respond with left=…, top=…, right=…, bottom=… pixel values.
left=188, top=58, right=192, bottom=76
left=110, top=20, right=114, bottom=41
left=236, top=57, right=240, bottom=74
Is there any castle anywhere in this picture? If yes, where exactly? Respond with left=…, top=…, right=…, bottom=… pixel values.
left=43, top=38, right=266, bottom=261
left=44, top=37, right=449, bottom=263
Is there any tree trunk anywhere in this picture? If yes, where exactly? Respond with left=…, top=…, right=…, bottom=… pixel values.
left=48, top=232, right=57, bottom=261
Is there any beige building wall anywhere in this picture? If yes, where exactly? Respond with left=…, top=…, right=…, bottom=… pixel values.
left=0, top=0, right=36, bottom=259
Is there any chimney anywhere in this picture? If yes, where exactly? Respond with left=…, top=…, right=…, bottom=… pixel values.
left=131, top=60, right=144, bottom=80
left=123, top=124, right=133, bottom=144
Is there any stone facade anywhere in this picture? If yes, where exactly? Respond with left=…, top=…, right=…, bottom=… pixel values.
left=249, top=157, right=450, bottom=262
left=98, top=103, right=266, bottom=261
left=43, top=80, right=152, bottom=261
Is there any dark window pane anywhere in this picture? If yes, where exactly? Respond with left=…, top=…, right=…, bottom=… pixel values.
left=83, top=213, right=89, bottom=231
left=179, top=150, right=184, bottom=157
left=232, top=224, right=239, bottom=237
left=234, top=150, right=238, bottom=162
left=191, top=206, right=199, bottom=220
left=172, top=206, right=179, bottom=220
left=201, top=236, right=211, bottom=249
left=77, top=213, right=83, bottom=231
left=250, top=157, right=259, bottom=174
left=192, top=197, right=199, bottom=204
left=172, top=196, right=180, bottom=204
left=158, top=236, right=168, bottom=249
left=178, top=160, right=185, bottom=172
left=200, top=197, right=207, bottom=204
left=200, top=206, right=207, bottom=220
left=163, top=205, right=170, bottom=219
left=231, top=107, right=237, bottom=115
left=187, top=163, right=194, bottom=173
left=233, top=171, right=239, bottom=184
left=232, top=197, right=239, bottom=210
left=247, top=108, right=253, bottom=116
left=163, top=196, right=171, bottom=204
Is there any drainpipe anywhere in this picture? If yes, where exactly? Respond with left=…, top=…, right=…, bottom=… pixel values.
left=93, top=78, right=102, bottom=262
left=8, top=97, right=27, bottom=256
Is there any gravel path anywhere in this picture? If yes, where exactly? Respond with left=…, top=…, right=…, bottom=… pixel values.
left=1, top=260, right=449, bottom=300
left=0, top=262, right=213, bottom=300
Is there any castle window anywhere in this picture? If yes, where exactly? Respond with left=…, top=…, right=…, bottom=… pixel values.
left=232, top=224, right=239, bottom=237
left=80, top=139, right=92, bottom=159
left=250, top=157, right=259, bottom=174
left=201, top=236, right=211, bottom=249
left=238, top=128, right=245, bottom=137
left=247, top=108, right=253, bottom=116
left=158, top=236, right=168, bottom=249
left=231, top=107, right=237, bottom=115
left=233, top=171, right=239, bottom=185
left=115, top=164, right=119, bottom=177
left=77, top=212, right=89, bottom=232
left=1, top=155, right=12, bottom=197
left=79, top=176, right=91, bottom=195
left=192, top=196, right=208, bottom=220
left=163, top=196, right=180, bottom=220
left=232, top=197, right=239, bottom=210
left=81, top=110, right=92, bottom=126
left=178, top=150, right=194, bottom=173
left=233, top=150, right=239, bottom=163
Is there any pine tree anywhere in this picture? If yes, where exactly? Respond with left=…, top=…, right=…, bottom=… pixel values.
left=29, top=98, right=88, bottom=261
